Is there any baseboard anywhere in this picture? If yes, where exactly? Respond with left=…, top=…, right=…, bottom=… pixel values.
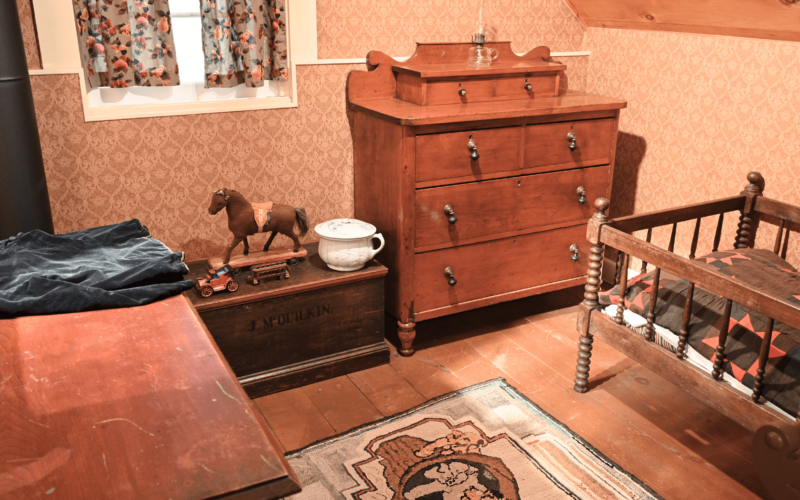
left=239, top=342, right=390, bottom=398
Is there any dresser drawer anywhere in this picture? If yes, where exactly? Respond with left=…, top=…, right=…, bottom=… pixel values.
left=494, top=74, right=558, bottom=99
left=415, top=165, right=609, bottom=249
left=426, top=79, right=494, bottom=105
left=414, top=225, right=588, bottom=312
left=416, top=127, right=523, bottom=183
left=524, top=118, right=616, bottom=169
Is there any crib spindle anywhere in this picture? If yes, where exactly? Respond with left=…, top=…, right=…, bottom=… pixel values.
left=712, top=299, right=733, bottom=380
left=773, top=219, right=786, bottom=254
left=667, top=223, right=678, bottom=252
left=640, top=228, right=652, bottom=273
left=677, top=282, right=695, bottom=359
left=752, top=318, right=776, bottom=403
left=781, top=224, right=791, bottom=260
left=644, top=267, right=661, bottom=342
left=712, top=213, right=724, bottom=252
left=614, top=251, right=624, bottom=286
left=689, top=218, right=701, bottom=259
left=615, top=253, right=629, bottom=325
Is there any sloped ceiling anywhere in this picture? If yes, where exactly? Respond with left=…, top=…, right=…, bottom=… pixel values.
left=563, top=0, right=800, bottom=42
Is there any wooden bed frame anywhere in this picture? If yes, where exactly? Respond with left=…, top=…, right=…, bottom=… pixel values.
left=574, top=172, right=800, bottom=432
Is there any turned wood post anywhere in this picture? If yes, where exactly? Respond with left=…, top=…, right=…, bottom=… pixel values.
left=734, top=172, right=764, bottom=249
left=574, top=198, right=609, bottom=393
left=397, top=321, right=416, bottom=357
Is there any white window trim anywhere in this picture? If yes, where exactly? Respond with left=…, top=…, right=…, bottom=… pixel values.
left=29, top=0, right=319, bottom=121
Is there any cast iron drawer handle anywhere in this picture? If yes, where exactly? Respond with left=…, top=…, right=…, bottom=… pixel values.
left=570, top=244, right=580, bottom=262
left=467, top=135, right=479, bottom=160
left=567, top=131, right=577, bottom=151
left=444, top=267, right=457, bottom=286
left=524, top=79, right=532, bottom=91
left=576, top=186, right=586, bottom=205
left=444, top=204, right=457, bottom=224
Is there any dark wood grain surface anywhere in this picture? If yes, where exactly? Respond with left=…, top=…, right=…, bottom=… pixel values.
left=185, top=242, right=388, bottom=313
left=415, top=126, right=523, bottom=183
left=349, top=90, right=627, bottom=126
left=414, top=165, right=609, bottom=250
left=414, top=225, right=589, bottom=312
left=0, top=295, right=300, bottom=500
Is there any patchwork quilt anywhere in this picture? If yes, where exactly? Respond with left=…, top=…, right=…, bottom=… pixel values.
left=600, top=248, right=800, bottom=418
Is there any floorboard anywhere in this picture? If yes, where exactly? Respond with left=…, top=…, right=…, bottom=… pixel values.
left=254, top=387, right=335, bottom=452
left=347, top=363, right=426, bottom=416
left=301, top=376, right=384, bottom=433
left=253, top=288, right=769, bottom=499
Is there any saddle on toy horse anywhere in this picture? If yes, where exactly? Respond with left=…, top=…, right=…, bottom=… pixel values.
left=252, top=202, right=273, bottom=233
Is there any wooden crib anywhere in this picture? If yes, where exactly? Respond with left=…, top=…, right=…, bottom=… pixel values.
left=574, top=172, right=800, bottom=431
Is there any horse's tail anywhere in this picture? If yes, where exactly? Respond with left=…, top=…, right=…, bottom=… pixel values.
left=295, top=207, right=309, bottom=237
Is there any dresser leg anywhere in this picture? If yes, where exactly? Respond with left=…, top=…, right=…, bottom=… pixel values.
left=397, top=321, right=416, bottom=357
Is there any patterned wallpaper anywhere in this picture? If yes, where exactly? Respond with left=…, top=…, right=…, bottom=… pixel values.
left=18, top=0, right=40, bottom=69
left=32, top=65, right=358, bottom=260
left=584, top=28, right=800, bottom=265
left=317, top=0, right=586, bottom=59
left=22, top=0, right=586, bottom=261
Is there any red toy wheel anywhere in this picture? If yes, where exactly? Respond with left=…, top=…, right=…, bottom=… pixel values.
left=227, top=280, right=239, bottom=292
left=200, top=286, right=213, bottom=297
left=288, top=257, right=299, bottom=266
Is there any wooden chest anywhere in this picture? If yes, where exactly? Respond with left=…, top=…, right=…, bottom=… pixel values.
left=184, top=242, right=389, bottom=397
left=346, top=42, right=627, bottom=355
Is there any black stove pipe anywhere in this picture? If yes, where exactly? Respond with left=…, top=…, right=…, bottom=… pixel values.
left=0, top=0, right=54, bottom=239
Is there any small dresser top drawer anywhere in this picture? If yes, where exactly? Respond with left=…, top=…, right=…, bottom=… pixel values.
left=416, top=127, right=523, bottom=184
left=414, top=225, right=588, bottom=313
left=525, top=118, right=616, bottom=170
left=415, top=165, right=609, bottom=251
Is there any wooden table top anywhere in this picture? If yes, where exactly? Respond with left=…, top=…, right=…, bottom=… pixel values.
left=185, top=241, right=388, bottom=313
left=0, top=295, right=300, bottom=499
left=391, top=59, right=567, bottom=78
left=348, top=89, right=628, bottom=126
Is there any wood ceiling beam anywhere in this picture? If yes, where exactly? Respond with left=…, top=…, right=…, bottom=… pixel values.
left=564, top=0, right=800, bottom=42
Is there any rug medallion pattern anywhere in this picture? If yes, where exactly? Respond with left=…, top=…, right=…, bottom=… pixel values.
left=286, top=379, right=660, bottom=500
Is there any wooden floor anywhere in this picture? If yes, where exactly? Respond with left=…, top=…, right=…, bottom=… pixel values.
left=252, top=288, right=768, bottom=500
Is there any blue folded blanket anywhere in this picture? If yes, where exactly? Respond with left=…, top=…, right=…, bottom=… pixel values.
left=0, top=220, right=194, bottom=316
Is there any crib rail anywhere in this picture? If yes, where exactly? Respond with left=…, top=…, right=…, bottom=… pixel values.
left=574, top=171, right=800, bottom=413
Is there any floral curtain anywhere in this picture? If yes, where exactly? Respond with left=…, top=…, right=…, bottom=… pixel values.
left=72, top=0, right=179, bottom=89
left=200, top=0, right=288, bottom=88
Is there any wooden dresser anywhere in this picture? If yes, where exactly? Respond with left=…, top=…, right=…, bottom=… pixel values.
left=347, top=42, right=626, bottom=355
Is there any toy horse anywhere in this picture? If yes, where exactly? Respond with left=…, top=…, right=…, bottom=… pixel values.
left=208, top=188, right=309, bottom=265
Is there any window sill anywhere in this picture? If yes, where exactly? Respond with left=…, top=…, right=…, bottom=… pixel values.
left=82, top=95, right=296, bottom=122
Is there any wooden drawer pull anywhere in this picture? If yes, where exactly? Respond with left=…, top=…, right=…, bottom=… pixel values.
left=567, top=131, right=577, bottom=151
left=443, top=204, right=457, bottom=224
left=570, top=244, right=580, bottom=262
left=444, top=267, right=457, bottom=286
left=576, top=186, right=586, bottom=205
left=467, top=135, right=479, bottom=159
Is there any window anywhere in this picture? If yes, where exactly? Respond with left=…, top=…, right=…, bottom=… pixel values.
left=87, top=0, right=287, bottom=109
left=29, top=0, right=318, bottom=121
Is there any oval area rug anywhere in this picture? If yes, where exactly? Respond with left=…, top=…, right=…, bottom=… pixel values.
left=284, top=378, right=661, bottom=500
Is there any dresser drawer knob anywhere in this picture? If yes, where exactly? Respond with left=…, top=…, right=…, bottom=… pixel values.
left=576, top=186, right=586, bottom=205
left=467, top=136, right=479, bottom=159
left=444, top=267, right=457, bottom=286
left=524, top=79, right=532, bottom=91
left=570, top=244, right=580, bottom=262
left=567, top=131, right=577, bottom=151
left=443, top=204, right=458, bottom=224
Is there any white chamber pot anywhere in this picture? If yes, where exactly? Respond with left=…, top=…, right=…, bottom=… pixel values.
left=315, top=218, right=385, bottom=272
